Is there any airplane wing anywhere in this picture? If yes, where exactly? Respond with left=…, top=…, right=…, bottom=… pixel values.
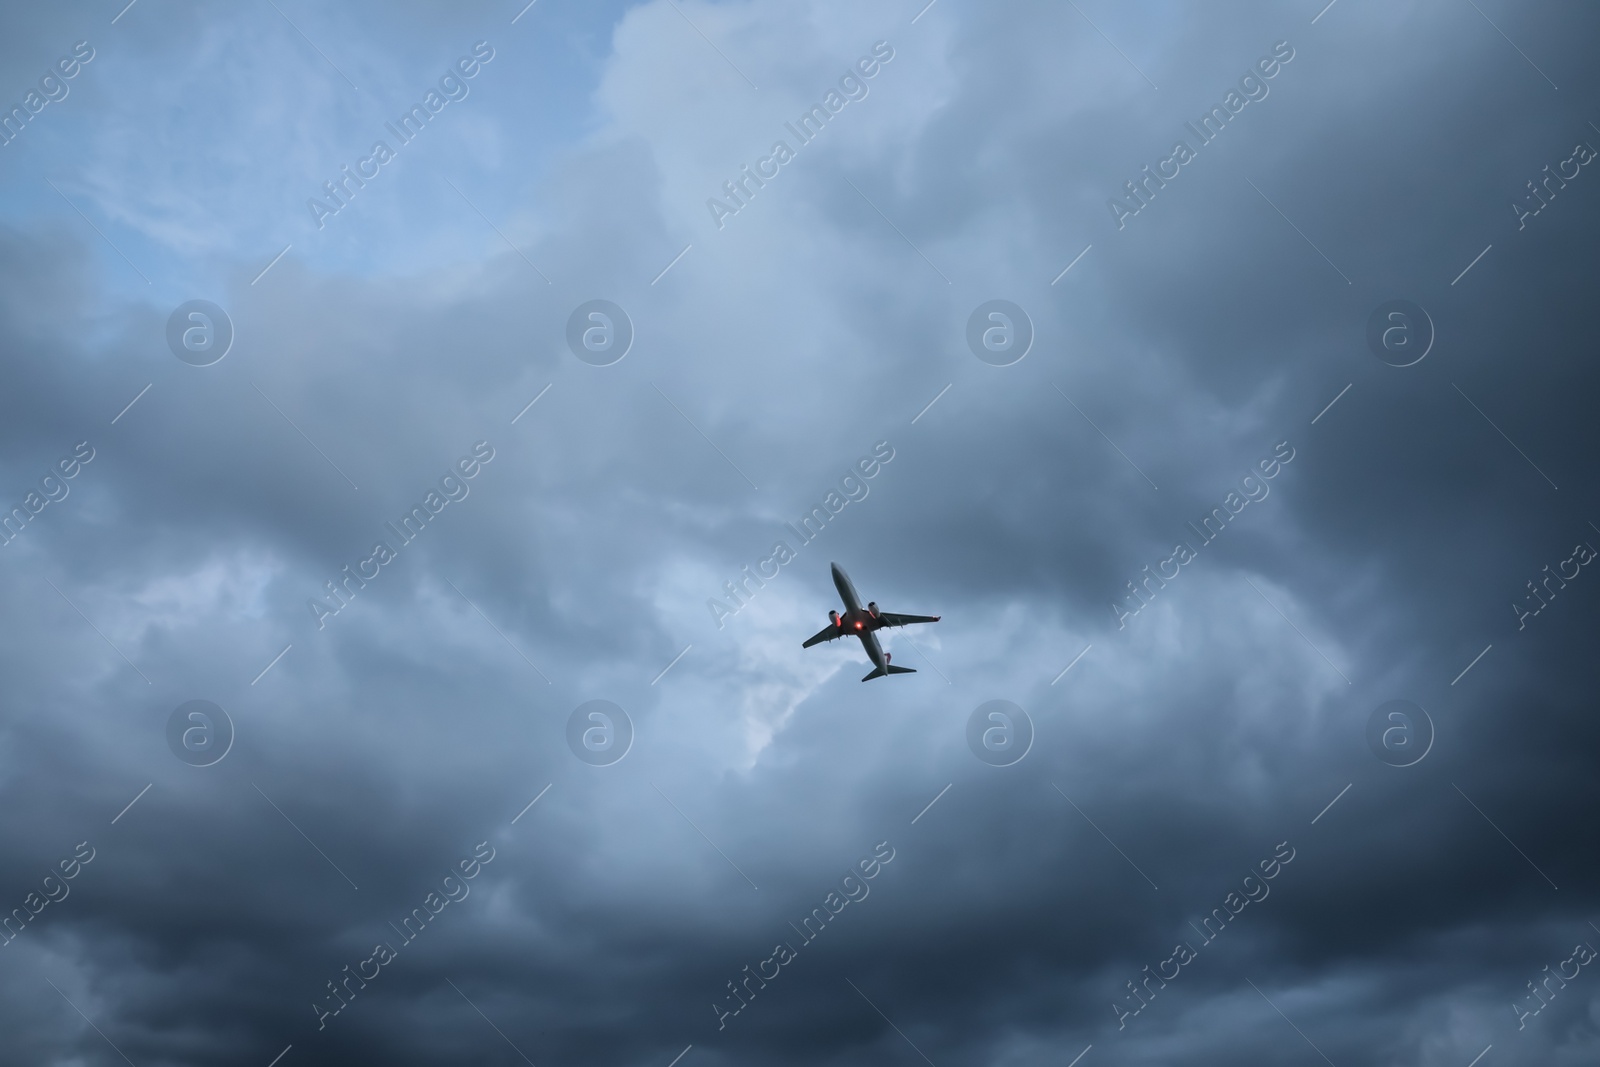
left=876, top=612, right=941, bottom=629
left=802, top=623, right=845, bottom=648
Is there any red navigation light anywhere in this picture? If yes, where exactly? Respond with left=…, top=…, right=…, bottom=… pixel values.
left=855, top=621, right=863, bottom=630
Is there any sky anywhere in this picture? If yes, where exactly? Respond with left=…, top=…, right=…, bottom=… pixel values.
left=1, top=1, right=1598, bottom=1064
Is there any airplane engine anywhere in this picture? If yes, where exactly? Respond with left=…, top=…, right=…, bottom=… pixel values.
left=867, top=601, right=879, bottom=617
left=829, top=610, right=840, bottom=627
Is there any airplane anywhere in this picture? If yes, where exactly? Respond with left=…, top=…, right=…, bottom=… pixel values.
left=802, top=562, right=941, bottom=681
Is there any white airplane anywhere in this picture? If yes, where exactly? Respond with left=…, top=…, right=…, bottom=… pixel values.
left=802, top=562, right=941, bottom=681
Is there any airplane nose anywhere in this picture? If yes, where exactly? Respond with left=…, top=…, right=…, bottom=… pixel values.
left=831, top=563, right=853, bottom=603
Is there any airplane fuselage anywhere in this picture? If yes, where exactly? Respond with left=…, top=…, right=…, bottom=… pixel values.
left=832, top=563, right=889, bottom=670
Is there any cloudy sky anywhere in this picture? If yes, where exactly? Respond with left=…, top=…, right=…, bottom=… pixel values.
left=2, top=1, right=1598, bottom=1064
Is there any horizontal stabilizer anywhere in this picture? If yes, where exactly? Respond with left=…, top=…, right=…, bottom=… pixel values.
left=862, top=664, right=917, bottom=682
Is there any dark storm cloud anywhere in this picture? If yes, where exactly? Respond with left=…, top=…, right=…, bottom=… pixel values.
left=0, top=0, right=1598, bottom=1064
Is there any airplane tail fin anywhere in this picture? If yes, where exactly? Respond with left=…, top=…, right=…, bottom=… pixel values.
left=862, top=665, right=917, bottom=682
